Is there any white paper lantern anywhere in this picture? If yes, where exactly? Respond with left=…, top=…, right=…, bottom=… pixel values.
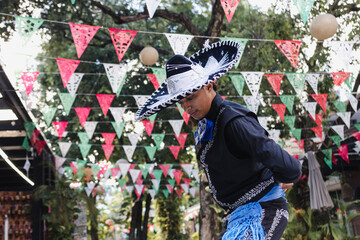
left=310, top=14, right=338, bottom=40
left=140, top=45, right=159, bottom=66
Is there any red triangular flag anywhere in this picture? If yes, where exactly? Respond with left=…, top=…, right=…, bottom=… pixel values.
left=159, top=164, right=172, bottom=178
left=142, top=120, right=155, bottom=136
left=166, top=184, right=174, bottom=194
left=220, top=0, right=240, bottom=23
left=221, top=96, right=227, bottom=100
left=102, top=144, right=114, bottom=160
left=311, top=93, right=328, bottom=113
left=69, top=162, right=78, bottom=175
left=21, top=72, right=40, bottom=95
left=309, top=114, right=323, bottom=127
left=265, top=74, right=283, bottom=96
left=173, top=170, right=183, bottom=186
left=292, top=155, right=299, bottom=160
left=294, top=139, right=304, bottom=150
left=175, top=188, right=183, bottom=197
left=168, top=146, right=181, bottom=160
left=108, top=28, right=137, bottom=63
left=35, top=140, right=46, bottom=155
left=330, top=72, right=351, bottom=86
left=74, top=107, right=92, bottom=127
left=69, top=23, right=100, bottom=58
left=96, top=94, right=115, bottom=116
left=352, top=132, right=360, bottom=142
left=183, top=178, right=191, bottom=187
left=274, top=40, right=302, bottom=68
left=175, top=133, right=188, bottom=149
left=271, top=104, right=286, bottom=122
left=310, top=127, right=323, bottom=139
left=53, top=121, right=68, bottom=139
left=136, top=179, right=143, bottom=186
left=147, top=74, right=159, bottom=90
left=56, top=58, right=80, bottom=88
left=182, top=112, right=190, bottom=125
left=337, top=144, right=349, bottom=163
left=30, top=130, right=40, bottom=146
left=101, top=133, right=116, bottom=145
left=111, top=168, right=120, bottom=178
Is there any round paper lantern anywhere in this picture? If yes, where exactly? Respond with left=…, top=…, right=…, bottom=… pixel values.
left=310, top=14, right=338, bottom=40
left=140, top=45, right=159, bottom=66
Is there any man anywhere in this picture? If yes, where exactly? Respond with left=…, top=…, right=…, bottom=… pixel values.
left=136, top=40, right=301, bottom=239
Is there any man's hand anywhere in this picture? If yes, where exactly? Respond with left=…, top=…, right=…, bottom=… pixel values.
left=278, top=183, right=294, bottom=192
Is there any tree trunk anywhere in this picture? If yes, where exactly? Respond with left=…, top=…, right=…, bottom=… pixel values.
left=90, top=197, right=99, bottom=240
left=140, top=194, right=152, bottom=240
left=129, top=197, right=143, bottom=240
left=199, top=175, right=220, bottom=240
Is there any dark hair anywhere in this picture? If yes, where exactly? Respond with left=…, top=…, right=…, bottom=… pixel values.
left=213, top=82, right=218, bottom=91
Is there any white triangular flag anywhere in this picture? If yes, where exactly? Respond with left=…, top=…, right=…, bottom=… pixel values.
left=116, top=170, right=122, bottom=179
left=257, top=116, right=270, bottom=131
left=129, top=169, right=141, bottom=183
left=148, top=189, right=156, bottom=198
left=329, top=41, right=355, bottom=70
left=181, top=163, right=193, bottom=176
left=169, top=169, right=176, bottom=179
left=151, top=179, right=160, bottom=190
left=58, top=167, right=65, bottom=175
left=127, top=133, right=140, bottom=146
left=268, top=129, right=280, bottom=143
left=118, top=163, right=131, bottom=177
left=191, top=169, right=199, bottom=183
left=165, top=33, right=194, bottom=55
left=189, top=187, right=198, bottom=197
left=305, top=73, right=320, bottom=94
left=133, top=95, right=150, bottom=108
left=241, top=72, right=264, bottom=96
left=55, top=156, right=66, bottom=170
left=84, top=121, right=98, bottom=139
left=169, top=120, right=184, bottom=137
left=87, top=182, right=96, bottom=192
left=145, top=0, right=161, bottom=18
left=103, top=63, right=128, bottom=93
left=58, top=142, right=72, bottom=157
left=109, top=107, right=126, bottom=125
left=243, top=95, right=261, bottom=114
left=181, top=184, right=189, bottom=194
left=135, top=185, right=144, bottom=196
left=337, top=112, right=351, bottom=128
left=67, top=73, right=84, bottom=97
left=146, top=163, right=155, bottom=175
left=126, top=186, right=134, bottom=195
left=123, top=145, right=136, bottom=161
left=345, top=92, right=358, bottom=112
left=23, top=154, right=30, bottom=175
left=85, top=187, right=92, bottom=196
left=331, top=125, right=345, bottom=140
left=302, top=102, right=317, bottom=119
left=103, top=168, right=111, bottom=180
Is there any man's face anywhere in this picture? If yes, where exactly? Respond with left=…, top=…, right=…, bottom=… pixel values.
left=178, top=84, right=215, bottom=120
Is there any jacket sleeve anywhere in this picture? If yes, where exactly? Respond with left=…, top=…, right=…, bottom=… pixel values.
left=224, top=115, right=302, bottom=183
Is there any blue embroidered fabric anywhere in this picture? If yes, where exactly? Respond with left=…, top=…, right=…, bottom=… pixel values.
left=222, top=184, right=285, bottom=240
left=194, top=118, right=214, bottom=145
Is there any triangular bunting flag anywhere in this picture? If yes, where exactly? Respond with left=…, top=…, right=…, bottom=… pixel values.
left=96, top=94, right=115, bottom=116
left=127, top=133, right=140, bottom=146
left=169, top=120, right=184, bottom=137
left=151, top=67, right=166, bottom=84
left=21, top=72, right=40, bottom=95
left=181, top=184, right=189, bottom=194
left=286, top=73, right=306, bottom=97
left=15, top=16, right=43, bottom=44
left=290, top=129, right=302, bottom=142
left=265, top=74, right=283, bottom=96
left=337, top=112, right=351, bottom=128
left=175, top=133, right=188, bottom=149
left=148, top=113, right=157, bottom=124
left=30, top=130, right=40, bottom=146
left=66, top=73, right=84, bottom=97
left=35, top=140, right=46, bottom=155
left=102, top=145, right=114, bottom=160
left=145, top=0, right=161, bottom=18
left=345, top=73, right=355, bottom=91
left=337, top=144, right=349, bottom=163
left=139, top=164, right=154, bottom=179
left=108, top=28, right=137, bottom=62
left=129, top=169, right=141, bottom=183
left=53, top=121, right=68, bottom=139
left=330, top=135, right=341, bottom=147
left=271, top=104, right=286, bottom=122
left=284, top=115, right=296, bottom=129
left=329, top=42, right=355, bottom=71
left=311, top=93, right=327, bottom=113
left=74, top=107, right=92, bottom=127
left=24, top=122, right=35, bottom=138
left=268, top=129, right=281, bottom=143
left=243, top=95, right=261, bottom=114
left=109, top=107, right=126, bottom=125
left=58, top=142, right=71, bottom=157
left=148, top=189, right=156, bottom=199
left=69, top=22, right=100, bottom=58
left=220, top=0, right=240, bottom=23
left=294, top=139, right=304, bottom=150
left=147, top=74, right=159, bottom=90
left=101, top=133, right=116, bottom=145
left=152, top=170, right=163, bottom=181
left=306, top=73, right=320, bottom=94
left=22, top=137, right=30, bottom=152
left=84, top=121, right=98, bottom=139
left=257, top=117, right=270, bottom=131
left=220, top=38, right=248, bottom=68
left=352, top=132, right=360, bottom=142
left=144, top=146, right=157, bottom=160
left=354, top=123, right=360, bottom=132
left=321, top=148, right=332, bottom=161
left=332, top=101, right=346, bottom=114
left=302, top=102, right=317, bottom=119
left=165, top=33, right=193, bottom=55
left=119, top=163, right=131, bottom=177
left=279, top=95, right=295, bottom=114
left=78, top=132, right=89, bottom=144
left=166, top=184, right=174, bottom=194
left=331, top=125, right=344, bottom=140
left=162, top=189, right=169, bottom=198
left=310, top=126, right=323, bottom=139
left=175, top=188, right=183, bottom=197
left=274, top=40, right=302, bottom=68
left=142, top=121, right=155, bottom=136
left=190, top=187, right=198, bottom=197
left=111, top=122, right=125, bottom=139
left=159, top=164, right=173, bottom=178
left=330, top=72, right=351, bottom=86
left=56, top=58, right=80, bottom=88
left=133, top=95, right=150, bottom=108
left=173, top=170, right=183, bottom=185
left=292, top=0, right=315, bottom=24
left=324, top=157, right=332, bottom=169
left=168, top=146, right=181, bottom=160
left=345, top=92, right=358, bottom=112
left=309, top=114, right=323, bottom=127
left=58, top=93, right=77, bottom=115
left=55, top=156, right=66, bottom=170
left=241, top=72, right=264, bottom=96
left=123, top=145, right=136, bottom=161
left=229, top=74, right=245, bottom=95
left=151, top=133, right=165, bottom=149
left=103, top=63, right=128, bottom=93
left=180, top=163, right=193, bottom=176
left=41, top=107, right=57, bottom=127
left=135, top=185, right=145, bottom=199
left=79, top=143, right=91, bottom=159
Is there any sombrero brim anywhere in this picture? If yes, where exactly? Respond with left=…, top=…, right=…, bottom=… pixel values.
left=135, top=40, right=242, bottom=120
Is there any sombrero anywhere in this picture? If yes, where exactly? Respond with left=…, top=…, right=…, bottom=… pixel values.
left=135, top=40, right=242, bottom=120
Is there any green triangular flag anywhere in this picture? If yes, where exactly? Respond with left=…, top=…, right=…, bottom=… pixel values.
left=15, top=16, right=44, bottom=44
left=151, top=67, right=166, bottom=84
left=354, top=123, right=360, bottom=132
left=290, top=128, right=302, bottom=141
left=220, top=37, right=248, bottom=68
left=58, top=93, right=77, bottom=115
left=111, top=122, right=125, bottom=139
left=332, top=101, right=346, bottom=114
left=330, top=135, right=341, bottom=147
left=278, top=140, right=285, bottom=148
left=229, top=74, right=245, bottom=96
left=286, top=73, right=306, bottom=97
left=292, top=0, right=315, bottom=24
left=115, top=74, right=127, bottom=97
left=151, top=133, right=165, bottom=149
left=91, top=164, right=100, bottom=178
left=71, top=0, right=76, bottom=4
left=279, top=95, right=295, bottom=114
left=167, top=179, right=176, bottom=188
left=64, top=166, right=73, bottom=178
left=148, top=114, right=157, bottom=124
left=145, top=146, right=157, bottom=160
left=345, top=73, right=355, bottom=91
left=321, top=149, right=332, bottom=160
left=162, top=189, right=169, bottom=198
left=78, top=132, right=89, bottom=144
left=41, top=107, right=57, bottom=127
left=284, top=115, right=296, bottom=129
left=176, top=103, right=184, bottom=116
left=152, top=169, right=163, bottom=181
left=323, top=157, right=332, bottom=169
left=22, top=137, right=30, bottom=151
left=24, top=122, right=35, bottom=138
left=118, top=179, right=127, bottom=188
left=76, top=160, right=87, bottom=179
left=139, top=164, right=151, bottom=178
left=79, top=143, right=91, bottom=159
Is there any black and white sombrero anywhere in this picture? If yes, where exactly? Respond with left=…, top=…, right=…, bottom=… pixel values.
left=135, top=40, right=242, bottom=120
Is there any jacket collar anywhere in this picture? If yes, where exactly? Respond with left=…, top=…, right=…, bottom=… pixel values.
left=205, top=93, right=224, bottom=123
